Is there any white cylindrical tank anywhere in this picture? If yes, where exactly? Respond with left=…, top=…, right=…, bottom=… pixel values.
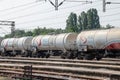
left=104, top=28, right=120, bottom=49
left=49, top=35, right=57, bottom=50
left=31, top=35, right=43, bottom=48
left=1, top=38, right=9, bottom=50
left=31, top=35, right=57, bottom=50
left=17, top=37, right=33, bottom=50
left=1, top=38, right=18, bottom=51
left=76, top=28, right=120, bottom=51
left=40, top=35, right=51, bottom=50
left=31, top=33, right=77, bottom=51
left=55, top=33, right=78, bottom=51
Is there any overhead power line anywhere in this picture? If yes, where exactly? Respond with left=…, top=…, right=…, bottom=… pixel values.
left=0, top=0, right=47, bottom=12
left=6, top=0, right=101, bottom=20
left=48, top=0, right=92, bottom=10
left=101, top=18, right=120, bottom=23
left=6, top=9, right=53, bottom=20
left=16, top=2, right=103, bottom=25
left=0, top=1, right=36, bottom=12
left=0, top=2, right=45, bottom=17
left=65, top=0, right=92, bottom=3
left=17, top=21, right=65, bottom=30
left=6, top=2, right=88, bottom=20
left=100, top=11, right=120, bottom=17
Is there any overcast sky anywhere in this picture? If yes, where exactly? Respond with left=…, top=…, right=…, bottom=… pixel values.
left=0, top=0, right=120, bottom=36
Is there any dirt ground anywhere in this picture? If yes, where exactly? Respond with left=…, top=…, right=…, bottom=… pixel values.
left=0, top=77, right=13, bottom=80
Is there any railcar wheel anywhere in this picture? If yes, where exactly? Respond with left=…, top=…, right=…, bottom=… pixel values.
left=41, top=53, right=46, bottom=58
left=84, top=54, right=95, bottom=60
left=61, top=55, right=66, bottom=59
left=71, top=52, right=77, bottom=59
left=32, top=53, right=37, bottom=57
left=61, top=52, right=67, bottom=59
left=96, top=54, right=103, bottom=60
left=46, top=53, right=50, bottom=58
left=21, top=51, right=28, bottom=57
left=77, top=53, right=83, bottom=60
left=66, top=52, right=76, bottom=59
left=1, top=52, right=5, bottom=56
left=66, top=52, right=71, bottom=59
left=12, top=52, right=16, bottom=57
left=1, top=48, right=5, bottom=56
left=31, top=47, right=38, bottom=57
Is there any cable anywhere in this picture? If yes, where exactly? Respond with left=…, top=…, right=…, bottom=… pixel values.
left=65, top=0, right=92, bottom=3
left=1, top=0, right=120, bottom=20
left=4, top=0, right=102, bottom=30
left=100, top=12, right=120, bottom=17
left=101, top=18, right=120, bottom=22
left=16, top=1, right=102, bottom=25
left=16, top=21, right=65, bottom=30
left=17, top=15, right=67, bottom=25
left=0, top=2, right=45, bottom=17
left=6, top=0, right=101, bottom=20
left=6, top=5, right=80, bottom=20
left=0, top=1, right=36, bottom=12
left=0, top=27, right=10, bottom=34
left=2, top=0, right=107, bottom=28
left=6, top=8, right=53, bottom=20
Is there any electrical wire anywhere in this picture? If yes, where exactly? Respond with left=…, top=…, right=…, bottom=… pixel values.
left=0, top=1, right=36, bottom=12
left=6, top=0, right=101, bottom=20
left=0, top=2, right=45, bottom=17
left=16, top=1, right=102, bottom=25
left=100, top=12, right=120, bottom=17
left=16, top=21, right=65, bottom=30
left=1, top=0, right=120, bottom=29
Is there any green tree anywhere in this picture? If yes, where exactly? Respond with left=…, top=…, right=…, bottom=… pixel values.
left=78, top=11, right=88, bottom=31
left=32, top=27, right=41, bottom=36
left=14, top=30, right=25, bottom=37
left=25, top=31, right=33, bottom=36
left=106, top=24, right=114, bottom=29
left=66, top=12, right=78, bottom=32
left=87, top=8, right=100, bottom=29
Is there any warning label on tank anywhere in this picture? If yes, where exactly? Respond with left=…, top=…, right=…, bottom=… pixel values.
left=80, top=36, right=87, bottom=44
left=42, top=39, right=49, bottom=46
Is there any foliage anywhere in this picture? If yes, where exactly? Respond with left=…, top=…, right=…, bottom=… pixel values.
left=5, top=30, right=25, bottom=38
left=4, top=27, right=65, bottom=38
left=66, top=8, right=101, bottom=32
left=4, top=8, right=101, bottom=38
left=66, top=12, right=78, bottom=32
left=78, top=11, right=88, bottom=31
left=106, top=24, right=114, bottom=29
left=87, top=8, right=100, bottom=29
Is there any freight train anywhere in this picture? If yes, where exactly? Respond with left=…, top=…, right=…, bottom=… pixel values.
left=0, top=28, right=120, bottom=60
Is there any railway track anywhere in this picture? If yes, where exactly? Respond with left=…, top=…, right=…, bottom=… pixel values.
left=0, top=57, right=120, bottom=80
left=0, top=56, right=120, bottom=66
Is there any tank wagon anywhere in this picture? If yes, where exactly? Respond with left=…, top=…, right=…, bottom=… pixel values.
left=31, top=33, right=78, bottom=58
left=76, top=28, right=120, bottom=60
left=1, top=37, right=33, bottom=56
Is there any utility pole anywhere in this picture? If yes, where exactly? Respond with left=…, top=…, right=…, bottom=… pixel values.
left=103, top=0, right=106, bottom=12
left=103, top=0, right=120, bottom=12
left=11, top=21, right=15, bottom=37
left=0, top=20, right=15, bottom=37
left=55, top=0, right=58, bottom=10
left=48, top=0, right=65, bottom=10
left=48, top=0, right=92, bottom=10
